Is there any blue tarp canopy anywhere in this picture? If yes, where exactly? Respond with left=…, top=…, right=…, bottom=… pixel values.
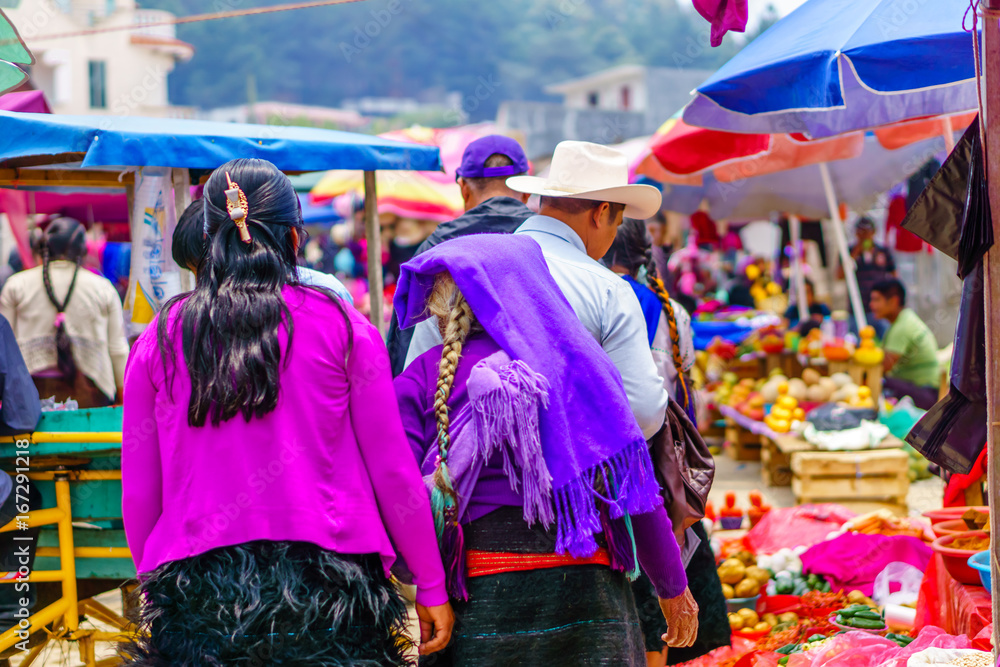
left=0, top=111, right=442, bottom=173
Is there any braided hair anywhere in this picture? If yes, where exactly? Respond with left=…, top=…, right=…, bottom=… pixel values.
left=646, top=254, right=694, bottom=416
left=604, top=218, right=693, bottom=415
left=39, top=217, right=87, bottom=384
left=425, top=272, right=479, bottom=598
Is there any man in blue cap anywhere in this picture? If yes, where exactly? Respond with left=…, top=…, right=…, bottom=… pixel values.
left=387, top=135, right=532, bottom=375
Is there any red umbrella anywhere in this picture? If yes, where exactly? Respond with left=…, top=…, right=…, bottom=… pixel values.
left=643, top=111, right=977, bottom=185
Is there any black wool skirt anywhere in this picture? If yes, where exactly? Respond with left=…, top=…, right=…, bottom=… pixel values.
left=120, top=541, right=411, bottom=667
left=420, top=507, right=646, bottom=667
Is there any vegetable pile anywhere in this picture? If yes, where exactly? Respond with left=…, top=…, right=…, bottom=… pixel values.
left=834, top=603, right=886, bottom=631
left=718, top=550, right=769, bottom=600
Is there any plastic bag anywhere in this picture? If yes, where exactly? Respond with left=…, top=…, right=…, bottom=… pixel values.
left=674, top=636, right=756, bottom=666
left=803, top=421, right=891, bottom=451
left=901, top=118, right=992, bottom=271
left=872, top=562, right=924, bottom=608
left=906, top=262, right=987, bottom=474
left=786, top=627, right=970, bottom=667
left=786, top=631, right=895, bottom=667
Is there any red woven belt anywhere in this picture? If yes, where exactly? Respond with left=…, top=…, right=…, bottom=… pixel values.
left=466, top=548, right=611, bottom=578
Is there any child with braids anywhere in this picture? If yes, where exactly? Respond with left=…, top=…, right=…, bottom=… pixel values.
left=603, top=218, right=730, bottom=667
left=394, top=233, right=698, bottom=666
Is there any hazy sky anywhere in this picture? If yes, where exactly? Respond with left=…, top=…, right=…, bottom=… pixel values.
left=746, top=0, right=809, bottom=30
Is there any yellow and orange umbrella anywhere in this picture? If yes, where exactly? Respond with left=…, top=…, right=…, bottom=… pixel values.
left=310, top=124, right=510, bottom=222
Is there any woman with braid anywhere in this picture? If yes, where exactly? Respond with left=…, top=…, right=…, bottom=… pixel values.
left=0, top=217, right=128, bottom=407
left=603, top=218, right=730, bottom=667
left=393, top=233, right=697, bottom=666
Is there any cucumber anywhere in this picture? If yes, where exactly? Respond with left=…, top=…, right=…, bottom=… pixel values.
left=807, top=634, right=826, bottom=643
left=837, top=605, right=869, bottom=618
left=775, top=644, right=799, bottom=655
left=854, top=610, right=883, bottom=621
left=845, top=617, right=886, bottom=629
left=778, top=658, right=789, bottom=666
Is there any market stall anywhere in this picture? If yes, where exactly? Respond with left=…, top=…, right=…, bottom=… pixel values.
left=0, top=111, right=442, bottom=663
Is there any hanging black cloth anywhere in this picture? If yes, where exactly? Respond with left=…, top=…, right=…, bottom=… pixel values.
left=905, top=261, right=986, bottom=474
left=900, top=117, right=993, bottom=278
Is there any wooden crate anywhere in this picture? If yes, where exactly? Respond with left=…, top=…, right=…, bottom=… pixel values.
left=729, top=356, right=765, bottom=380
left=700, top=406, right=726, bottom=440
left=763, top=353, right=784, bottom=375
left=791, top=449, right=909, bottom=509
left=760, top=436, right=792, bottom=487
left=782, top=352, right=804, bottom=379
left=724, top=419, right=762, bottom=461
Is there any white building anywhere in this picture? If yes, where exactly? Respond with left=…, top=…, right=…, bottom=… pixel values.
left=203, top=102, right=369, bottom=130
left=4, top=0, right=194, bottom=117
left=497, top=65, right=714, bottom=159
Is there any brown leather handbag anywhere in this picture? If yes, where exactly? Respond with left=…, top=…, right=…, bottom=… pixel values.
left=648, top=400, right=716, bottom=545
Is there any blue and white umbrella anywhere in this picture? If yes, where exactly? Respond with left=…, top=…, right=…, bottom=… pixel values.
left=683, top=0, right=978, bottom=138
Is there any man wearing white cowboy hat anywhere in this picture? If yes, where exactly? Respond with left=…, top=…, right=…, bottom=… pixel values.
left=506, top=140, right=668, bottom=438
left=404, top=140, right=669, bottom=440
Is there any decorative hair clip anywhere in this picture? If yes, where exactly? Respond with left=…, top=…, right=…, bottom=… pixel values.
left=224, top=172, right=252, bottom=244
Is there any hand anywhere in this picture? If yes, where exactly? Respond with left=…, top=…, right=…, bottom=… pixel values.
left=416, top=601, right=454, bottom=655
left=659, top=587, right=699, bottom=648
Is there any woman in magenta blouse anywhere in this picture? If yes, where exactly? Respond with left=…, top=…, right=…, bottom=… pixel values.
left=121, top=158, right=452, bottom=665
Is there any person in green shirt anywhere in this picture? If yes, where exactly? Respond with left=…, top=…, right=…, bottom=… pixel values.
left=869, top=279, right=940, bottom=409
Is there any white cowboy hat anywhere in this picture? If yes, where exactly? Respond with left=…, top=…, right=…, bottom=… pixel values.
left=506, top=140, right=662, bottom=220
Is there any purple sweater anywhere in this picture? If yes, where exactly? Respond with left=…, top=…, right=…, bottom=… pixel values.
left=122, top=287, right=448, bottom=607
left=395, top=334, right=688, bottom=598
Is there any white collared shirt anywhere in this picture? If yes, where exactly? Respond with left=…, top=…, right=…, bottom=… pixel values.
left=405, top=214, right=668, bottom=439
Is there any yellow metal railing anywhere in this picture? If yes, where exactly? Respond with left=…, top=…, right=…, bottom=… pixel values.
left=0, top=431, right=133, bottom=666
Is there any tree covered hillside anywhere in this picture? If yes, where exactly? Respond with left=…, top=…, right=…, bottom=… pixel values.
left=141, top=0, right=755, bottom=120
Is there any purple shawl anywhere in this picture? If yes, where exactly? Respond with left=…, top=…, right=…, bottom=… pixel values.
left=395, top=233, right=662, bottom=558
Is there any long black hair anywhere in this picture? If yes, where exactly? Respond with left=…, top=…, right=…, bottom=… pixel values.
left=171, top=198, right=206, bottom=273
left=157, top=158, right=351, bottom=427
left=39, top=217, right=87, bottom=384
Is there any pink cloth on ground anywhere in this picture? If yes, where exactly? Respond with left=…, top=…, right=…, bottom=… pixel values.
left=693, top=0, right=749, bottom=46
left=800, top=533, right=933, bottom=596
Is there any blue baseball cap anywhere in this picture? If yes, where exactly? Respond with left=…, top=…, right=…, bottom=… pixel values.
left=455, top=135, right=529, bottom=179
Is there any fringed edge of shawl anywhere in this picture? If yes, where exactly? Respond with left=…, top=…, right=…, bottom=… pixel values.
left=553, top=438, right=662, bottom=568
